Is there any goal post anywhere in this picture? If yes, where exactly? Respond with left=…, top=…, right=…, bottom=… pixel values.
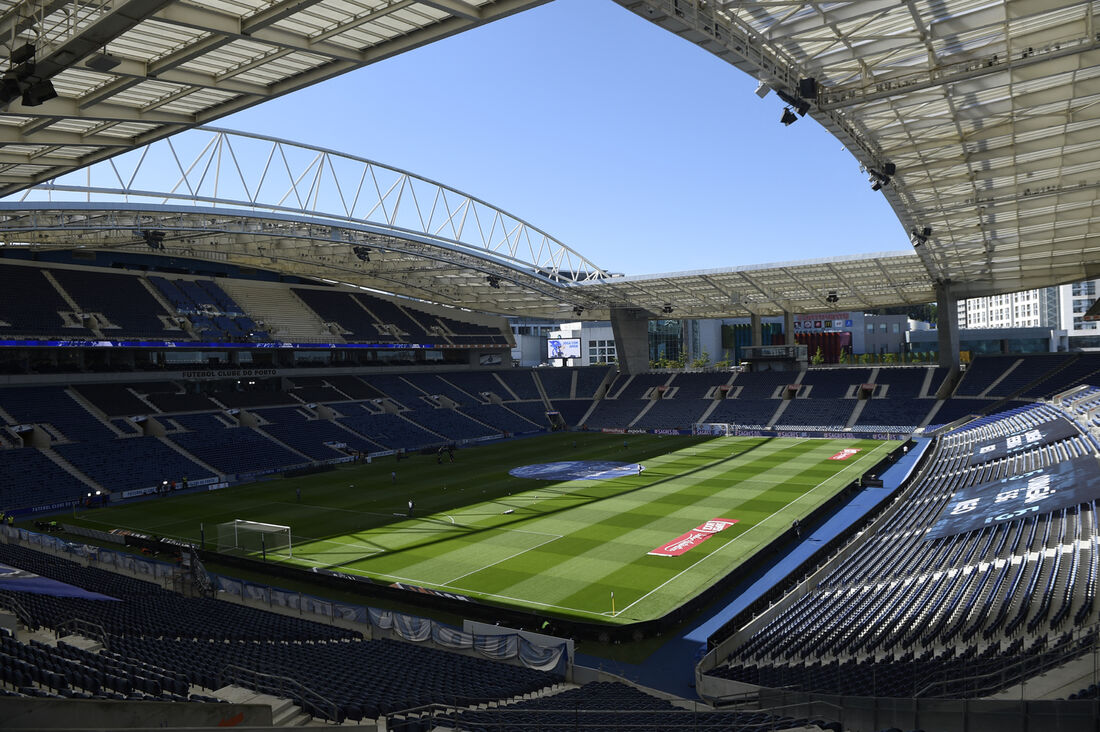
left=216, top=519, right=292, bottom=558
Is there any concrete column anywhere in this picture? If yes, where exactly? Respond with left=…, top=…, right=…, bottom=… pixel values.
left=936, top=281, right=960, bottom=369
left=610, top=307, right=651, bottom=375
left=750, top=313, right=763, bottom=347
left=783, top=310, right=795, bottom=346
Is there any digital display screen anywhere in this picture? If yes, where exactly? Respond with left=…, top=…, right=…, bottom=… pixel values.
left=547, top=338, right=581, bottom=359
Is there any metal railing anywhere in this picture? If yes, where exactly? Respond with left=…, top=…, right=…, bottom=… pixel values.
left=55, top=618, right=110, bottom=650
left=219, top=663, right=340, bottom=723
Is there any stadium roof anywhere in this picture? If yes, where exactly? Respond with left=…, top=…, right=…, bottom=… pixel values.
left=613, top=0, right=1100, bottom=301
left=0, top=0, right=1095, bottom=320
left=0, top=0, right=547, bottom=196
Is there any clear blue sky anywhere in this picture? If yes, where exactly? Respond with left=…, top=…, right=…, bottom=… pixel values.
left=222, top=0, right=907, bottom=277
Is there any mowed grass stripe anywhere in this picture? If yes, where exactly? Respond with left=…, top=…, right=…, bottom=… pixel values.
left=324, top=438, right=889, bottom=621
left=63, top=433, right=893, bottom=623
left=467, top=439, right=889, bottom=619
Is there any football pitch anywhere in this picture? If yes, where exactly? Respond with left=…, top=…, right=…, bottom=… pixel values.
left=66, top=433, right=893, bottom=623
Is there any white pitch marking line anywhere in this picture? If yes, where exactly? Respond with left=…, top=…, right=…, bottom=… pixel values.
left=441, top=533, right=563, bottom=586
left=612, top=441, right=895, bottom=617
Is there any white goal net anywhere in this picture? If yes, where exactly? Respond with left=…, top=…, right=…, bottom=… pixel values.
left=216, top=519, right=292, bottom=558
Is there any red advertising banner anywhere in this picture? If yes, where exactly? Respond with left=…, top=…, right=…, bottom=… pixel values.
left=829, top=448, right=861, bottom=461
left=648, top=518, right=739, bottom=557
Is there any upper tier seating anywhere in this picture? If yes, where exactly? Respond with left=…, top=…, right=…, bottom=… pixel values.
left=51, top=269, right=175, bottom=339
left=292, top=288, right=386, bottom=341
left=704, top=398, right=781, bottom=429
left=400, top=374, right=478, bottom=405
left=402, top=408, right=499, bottom=441
left=457, top=403, right=543, bottom=434
left=984, top=354, right=1072, bottom=397
left=359, top=375, right=431, bottom=410
left=0, top=264, right=88, bottom=338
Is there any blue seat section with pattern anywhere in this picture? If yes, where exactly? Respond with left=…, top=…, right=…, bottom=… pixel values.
left=359, top=375, right=430, bottom=410
left=705, top=398, right=781, bottom=429
left=0, top=448, right=90, bottom=509
left=165, top=415, right=307, bottom=475
left=457, top=404, right=543, bottom=434
left=985, top=354, right=1073, bottom=397
left=507, top=401, right=553, bottom=426
left=632, top=398, right=712, bottom=430
left=855, top=367, right=936, bottom=431
left=926, top=398, right=1002, bottom=429
left=953, top=356, right=1016, bottom=396
left=799, top=369, right=872, bottom=399
left=1022, top=353, right=1100, bottom=398
left=354, top=293, right=433, bottom=341
left=575, top=367, right=612, bottom=398
left=252, top=407, right=376, bottom=459
left=72, top=384, right=152, bottom=417
left=400, top=374, right=477, bottom=405
left=402, top=408, right=498, bottom=440
left=537, top=368, right=573, bottom=399
left=668, top=372, right=732, bottom=399
left=493, top=370, right=541, bottom=400
left=324, top=375, right=384, bottom=400
left=581, top=399, right=647, bottom=429
left=50, top=269, right=174, bottom=339
left=0, top=386, right=115, bottom=442
left=53, top=438, right=214, bottom=491
left=0, top=264, right=88, bottom=337
left=292, top=288, right=386, bottom=340
left=550, top=399, right=593, bottom=427
left=732, top=371, right=798, bottom=398
left=440, top=371, right=505, bottom=401
left=337, top=412, right=442, bottom=450
left=775, top=398, right=855, bottom=428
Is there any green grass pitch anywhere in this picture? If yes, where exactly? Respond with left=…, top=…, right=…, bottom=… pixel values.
left=65, top=433, right=893, bottom=624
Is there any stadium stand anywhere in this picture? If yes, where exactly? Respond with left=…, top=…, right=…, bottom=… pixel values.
left=251, top=407, right=376, bottom=460
left=71, top=384, right=153, bottom=417
left=0, top=541, right=562, bottom=723
left=165, top=414, right=307, bottom=475
left=337, top=411, right=443, bottom=450
left=0, top=386, right=116, bottom=443
left=0, top=448, right=91, bottom=510
left=704, top=403, right=1100, bottom=699
left=0, top=264, right=88, bottom=338
left=50, top=269, right=177, bottom=339
left=53, top=438, right=214, bottom=492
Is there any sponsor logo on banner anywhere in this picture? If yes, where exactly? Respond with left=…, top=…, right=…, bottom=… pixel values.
left=649, top=518, right=739, bottom=556
left=829, top=448, right=861, bottom=461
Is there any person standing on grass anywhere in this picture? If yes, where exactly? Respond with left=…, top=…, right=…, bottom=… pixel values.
left=407, top=499, right=414, bottom=517
left=296, top=487, right=301, bottom=503
left=392, top=470, right=396, bottom=483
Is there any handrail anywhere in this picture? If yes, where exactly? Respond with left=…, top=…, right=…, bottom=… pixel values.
left=55, top=618, right=110, bottom=650
left=219, top=662, right=340, bottom=723
left=0, top=592, right=35, bottom=629
left=914, top=629, right=1099, bottom=698
left=387, top=699, right=844, bottom=731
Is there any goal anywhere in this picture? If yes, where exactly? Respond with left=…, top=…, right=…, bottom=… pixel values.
left=216, top=520, right=292, bottom=558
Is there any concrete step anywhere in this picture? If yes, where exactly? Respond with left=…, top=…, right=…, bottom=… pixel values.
left=213, top=684, right=313, bottom=726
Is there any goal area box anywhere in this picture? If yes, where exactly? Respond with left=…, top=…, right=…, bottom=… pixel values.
left=216, top=519, right=292, bottom=557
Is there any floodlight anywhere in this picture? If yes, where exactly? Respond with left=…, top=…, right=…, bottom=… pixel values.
left=780, top=108, right=798, bottom=126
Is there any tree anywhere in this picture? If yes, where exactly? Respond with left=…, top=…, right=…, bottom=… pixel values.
left=691, top=350, right=710, bottom=369
left=811, top=347, right=825, bottom=366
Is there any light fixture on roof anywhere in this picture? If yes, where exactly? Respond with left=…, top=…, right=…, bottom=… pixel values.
left=21, top=79, right=56, bottom=107
left=825, top=291, right=839, bottom=304
left=486, top=275, right=501, bottom=289
left=868, top=163, right=896, bottom=191
left=661, top=304, right=674, bottom=314
left=780, top=107, right=798, bottom=126
left=141, top=230, right=165, bottom=250
left=910, top=226, right=932, bottom=246
left=572, top=305, right=584, bottom=316
left=754, top=80, right=771, bottom=98
left=352, top=245, right=370, bottom=262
